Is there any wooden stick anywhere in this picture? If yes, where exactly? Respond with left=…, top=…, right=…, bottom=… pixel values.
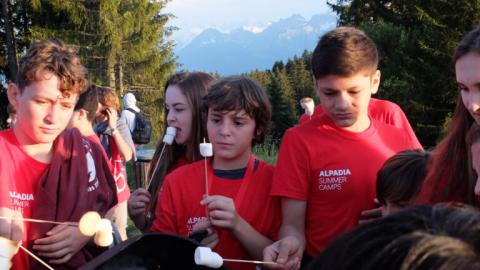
left=0, top=216, right=78, bottom=227
left=146, top=143, right=167, bottom=191
left=18, top=245, right=55, bottom=270
left=204, top=157, right=209, bottom=196
left=223, top=258, right=279, bottom=266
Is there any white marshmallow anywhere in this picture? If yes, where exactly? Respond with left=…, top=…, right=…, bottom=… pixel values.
left=200, top=142, right=213, bottom=157
left=94, top=231, right=113, bottom=247
left=79, top=211, right=102, bottom=237
left=0, top=237, right=19, bottom=259
left=163, top=127, right=177, bottom=145
left=0, top=256, right=12, bottom=270
left=194, top=247, right=223, bottom=268
left=93, top=219, right=113, bottom=247
left=300, top=97, right=315, bottom=117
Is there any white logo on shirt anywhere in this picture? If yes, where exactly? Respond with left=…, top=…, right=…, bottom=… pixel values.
left=318, top=168, right=351, bottom=191
left=186, top=216, right=209, bottom=234
left=9, top=191, right=34, bottom=212
left=83, top=138, right=99, bottom=192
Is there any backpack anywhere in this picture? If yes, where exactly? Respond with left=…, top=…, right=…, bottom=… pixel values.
left=126, top=108, right=152, bottom=144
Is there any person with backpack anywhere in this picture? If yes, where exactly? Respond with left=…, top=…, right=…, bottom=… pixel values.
left=121, top=92, right=152, bottom=145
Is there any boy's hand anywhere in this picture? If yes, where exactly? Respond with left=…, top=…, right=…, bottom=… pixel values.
left=263, top=236, right=302, bottom=270
left=359, top=198, right=382, bottom=225
left=191, top=219, right=219, bottom=248
left=201, top=195, right=240, bottom=232
left=0, top=207, right=24, bottom=241
left=33, top=224, right=90, bottom=264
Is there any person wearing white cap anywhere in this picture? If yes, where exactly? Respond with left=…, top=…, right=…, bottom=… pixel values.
left=120, top=92, right=140, bottom=134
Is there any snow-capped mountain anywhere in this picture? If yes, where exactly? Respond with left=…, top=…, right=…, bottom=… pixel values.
left=176, top=13, right=337, bottom=75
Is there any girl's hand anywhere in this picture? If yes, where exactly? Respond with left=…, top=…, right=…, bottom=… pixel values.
left=106, top=108, right=118, bottom=130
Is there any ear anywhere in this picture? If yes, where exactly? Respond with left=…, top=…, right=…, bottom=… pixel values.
left=7, top=83, right=21, bottom=110
left=371, top=70, right=381, bottom=95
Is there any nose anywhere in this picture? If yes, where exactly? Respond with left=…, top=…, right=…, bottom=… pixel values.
left=475, top=177, right=480, bottom=197
left=44, top=104, right=60, bottom=124
left=219, top=121, right=231, bottom=137
left=166, top=110, right=175, bottom=125
left=465, top=91, right=480, bottom=114
left=334, top=93, right=350, bottom=110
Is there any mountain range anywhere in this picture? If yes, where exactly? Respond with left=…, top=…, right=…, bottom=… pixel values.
left=176, top=13, right=337, bottom=75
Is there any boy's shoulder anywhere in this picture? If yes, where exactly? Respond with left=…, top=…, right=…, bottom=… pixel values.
left=288, top=114, right=339, bottom=141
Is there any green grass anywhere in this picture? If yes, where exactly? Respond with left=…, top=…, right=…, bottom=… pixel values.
left=253, top=138, right=279, bottom=164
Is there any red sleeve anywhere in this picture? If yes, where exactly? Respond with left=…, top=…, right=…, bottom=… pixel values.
left=150, top=175, right=178, bottom=234
left=271, top=128, right=310, bottom=200
left=390, top=105, right=422, bottom=148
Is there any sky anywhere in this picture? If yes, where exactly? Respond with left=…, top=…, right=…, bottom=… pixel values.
left=164, top=0, right=335, bottom=48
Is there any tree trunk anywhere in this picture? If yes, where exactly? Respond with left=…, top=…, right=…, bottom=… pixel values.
left=2, top=0, right=18, bottom=81
left=108, top=61, right=116, bottom=89
left=116, top=63, right=124, bottom=95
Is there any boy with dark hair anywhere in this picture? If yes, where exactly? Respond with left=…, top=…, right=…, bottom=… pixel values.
left=263, top=27, right=422, bottom=269
left=376, top=149, right=430, bottom=216
left=151, top=76, right=280, bottom=270
left=1, top=39, right=117, bottom=269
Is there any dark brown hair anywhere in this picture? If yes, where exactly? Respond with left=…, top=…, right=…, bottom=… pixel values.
left=203, top=76, right=272, bottom=146
left=311, top=27, right=379, bottom=79
left=376, top=149, right=430, bottom=206
left=75, top=84, right=99, bottom=123
left=147, top=72, right=215, bottom=222
left=309, top=205, right=480, bottom=270
left=16, top=39, right=87, bottom=97
left=420, top=27, right=480, bottom=206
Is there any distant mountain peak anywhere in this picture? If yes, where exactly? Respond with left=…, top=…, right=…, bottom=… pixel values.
left=177, top=13, right=337, bottom=75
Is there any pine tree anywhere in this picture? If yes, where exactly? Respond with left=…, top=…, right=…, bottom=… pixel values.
left=268, top=69, right=297, bottom=139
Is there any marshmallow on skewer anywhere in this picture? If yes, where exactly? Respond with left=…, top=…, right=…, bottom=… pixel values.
left=93, top=219, right=113, bottom=247
left=0, top=237, right=19, bottom=269
left=79, top=211, right=102, bottom=237
left=200, top=139, right=213, bottom=158
left=163, top=126, right=177, bottom=145
left=300, top=97, right=315, bottom=117
left=194, top=247, right=223, bottom=268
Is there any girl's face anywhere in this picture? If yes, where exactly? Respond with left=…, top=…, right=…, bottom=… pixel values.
left=457, top=52, right=480, bottom=124
left=471, top=142, right=480, bottom=196
left=165, top=85, right=192, bottom=145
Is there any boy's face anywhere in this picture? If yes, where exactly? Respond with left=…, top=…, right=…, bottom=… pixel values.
left=381, top=201, right=405, bottom=217
left=207, top=109, right=255, bottom=165
left=457, top=52, right=480, bottom=124
left=471, top=142, right=480, bottom=196
left=7, top=72, right=78, bottom=145
left=165, top=85, right=192, bottom=145
left=315, top=70, right=380, bottom=132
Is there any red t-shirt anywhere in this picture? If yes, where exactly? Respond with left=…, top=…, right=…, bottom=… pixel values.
left=298, top=98, right=421, bottom=147
left=108, top=139, right=131, bottom=203
left=0, top=129, right=49, bottom=270
left=272, top=115, right=422, bottom=256
left=151, top=157, right=281, bottom=270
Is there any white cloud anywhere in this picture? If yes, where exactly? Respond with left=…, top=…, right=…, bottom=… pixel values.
left=242, top=22, right=272, bottom=34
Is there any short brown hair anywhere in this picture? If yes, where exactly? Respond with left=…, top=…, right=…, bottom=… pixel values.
left=377, top=149, right=430, bottom=206
left=311, top=27, right=379, bottom=79
left=16, top=39, right=87, bottom=97
left=97, top=86, right=120, bottom=110
left=74, top=84, right=99, bottom=123
left=204, top=76, right=272, bottom=145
